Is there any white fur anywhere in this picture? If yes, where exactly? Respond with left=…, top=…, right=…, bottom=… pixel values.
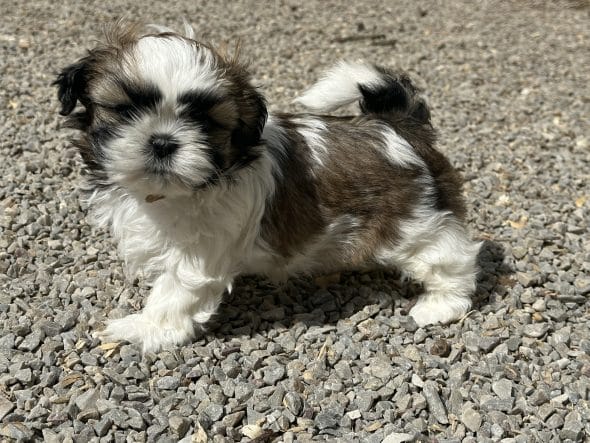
left=105, top=110, right=214, bottom=196
left=130, top=36, right=221, bottom=100
left=147, top=21, right=195, bottom=39
left=92, top=137, right=280, bottom=352
left=291, top=117, right=328, bottom=169
left=375, top=205, right=482, bottom=326
left=295, top=61, right=387, bottom=112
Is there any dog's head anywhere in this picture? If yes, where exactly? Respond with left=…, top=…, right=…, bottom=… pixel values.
left=54, top=22, right=267, bottom=197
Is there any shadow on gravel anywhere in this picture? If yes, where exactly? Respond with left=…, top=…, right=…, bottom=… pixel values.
left=209, top=239, right=514, bottom=339
left=473, top=239, right=515, bottom=310
left=209, top=269, right=419, bottom=339
left=213, top=273, right=384, bottom=339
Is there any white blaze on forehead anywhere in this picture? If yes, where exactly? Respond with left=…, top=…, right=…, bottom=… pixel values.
left=130, top=36, right=221, bottom=98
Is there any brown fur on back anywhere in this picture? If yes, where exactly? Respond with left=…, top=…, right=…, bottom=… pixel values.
left=259, top=113, right=464, bottom=268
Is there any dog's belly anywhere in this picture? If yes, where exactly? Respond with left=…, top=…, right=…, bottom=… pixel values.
left=243, top=223, right=365, bottom=281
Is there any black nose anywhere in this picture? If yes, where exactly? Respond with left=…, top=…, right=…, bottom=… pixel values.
left=149, top=134, right=179, bottom=158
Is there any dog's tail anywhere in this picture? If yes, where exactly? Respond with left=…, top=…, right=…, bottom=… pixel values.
left=295, top=61, right=430, bottom=124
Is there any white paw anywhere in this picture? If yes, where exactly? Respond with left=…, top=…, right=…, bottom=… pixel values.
left=409, top=293, right=471, bottom=327
left=94, top=313, right=195, bottom=353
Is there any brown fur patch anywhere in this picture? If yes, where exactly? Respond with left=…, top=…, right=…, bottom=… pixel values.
left=386, top=116, right=467, bottom=221
left=316, top=118, right=422, bottom=264
left=260, top=113, right=466, bottom=269
left=260, top=117, right=325, bottom=259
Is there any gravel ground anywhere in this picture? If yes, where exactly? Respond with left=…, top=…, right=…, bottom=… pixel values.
left=1, top=0, right=589, bottom=442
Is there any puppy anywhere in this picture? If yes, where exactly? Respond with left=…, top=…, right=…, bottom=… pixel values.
left=54, top=22, right=481, bottom=352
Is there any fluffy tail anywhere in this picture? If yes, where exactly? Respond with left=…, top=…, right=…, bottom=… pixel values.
left=295, top=61, right=430, bottom=124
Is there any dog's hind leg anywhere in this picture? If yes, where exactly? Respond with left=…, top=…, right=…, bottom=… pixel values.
left=377, top=212, right=481, bottom=327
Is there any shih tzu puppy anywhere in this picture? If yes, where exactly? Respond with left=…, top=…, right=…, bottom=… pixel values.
left=54, top=22, right=481, bottom=352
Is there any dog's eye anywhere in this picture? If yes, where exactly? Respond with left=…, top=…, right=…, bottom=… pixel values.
left=96, top=102, right=138, bottom=121
left=121, top=83, right=161, bottom=110
left=180, top=103, right=219, bottom=132
left=188, top=109, right=216, bottom=132
left=114, top=104, right=137, bottom=120
left=179, top=91, right=220, bottom=120
left=185, top=105, right=208, bottom=120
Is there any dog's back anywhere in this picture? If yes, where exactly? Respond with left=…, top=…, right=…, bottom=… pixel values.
left=295, top=61, right=466, bottom=221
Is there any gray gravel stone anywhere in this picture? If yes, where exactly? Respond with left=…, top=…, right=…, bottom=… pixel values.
left=399, top=316, right=418, bottom=332
left=490, top=423, right=505, bottom=439
left=412, top=392, right=427, bottom=411
left=448, top=389, right=464, bottom=416
left=17, top=331, right=43, bottom=352
left=560, top=410, right=584, bottom=441
left=423, top=381, right=448, bottom=424
left=356, top=391, right=376, bottom=412
left=221, top=359, right=241, bottom=378
left=0, top=333, right=15, bottom=350
left=14, top=368, right=33, bottom=385
left=573, top=277, right=590, bottom=294
left=75, top=388, right=99, bottom=411
left=411, top=374, right=424, bottom=388
left=222, top=411, right=245, bottom=428
left=383, top=432, right=414, bottom=443
left=479, top=336, right=501, bottom=353
left=546, top=413, right=565, bottom=430
left=156, top=376, right=180, bottom=390
left=0, top=423, right=34, bottom=441
left=235, top=382, right=254, bottom=403
left=463, top=331, right=481, bottom=353
left=492, top=379, right=513, bottom=400
left=94, top=417, right=113, bottom=437
left=284, top=392, right=304, bottom=416
left=315, top=410, right=340, bottom=430
left=204, top=403, right=224, bottom=422
left=530, top=389, right=550, bottom=406
left=126, top=407, right=145, bottom=430
left=538, top=403, right=556, bottom=422
left=365, top=357, right=395, bottom=381
left=461, top=407, right=482, bottom=433
left=169, top=415, right=191, bottom=437
left=523, top=323, right=551, bottom=338
left=263, top=365, right=286, bottom=385
left=480, top=395, right=515, bottom=413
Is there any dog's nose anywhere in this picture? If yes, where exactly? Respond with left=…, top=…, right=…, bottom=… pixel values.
left=149, top=134, right=179, bottom=158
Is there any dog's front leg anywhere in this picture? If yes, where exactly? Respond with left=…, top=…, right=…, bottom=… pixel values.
left=95, top=272, right=227, bottom=353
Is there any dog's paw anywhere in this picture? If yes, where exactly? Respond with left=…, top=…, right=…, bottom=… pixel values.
left=409, top=293, right=471, bottom=327
left=94, top=314, right=195, bottom=353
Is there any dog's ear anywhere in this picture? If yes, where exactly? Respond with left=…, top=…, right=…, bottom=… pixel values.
left=231, top=90, right=268, bottom=149
left=53, top=60, right=89, bottom=116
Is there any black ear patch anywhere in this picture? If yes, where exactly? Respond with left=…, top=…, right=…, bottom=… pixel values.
left=53, top=61, right=89, bottom=116
left=231, top=91, right=268, bottom=149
